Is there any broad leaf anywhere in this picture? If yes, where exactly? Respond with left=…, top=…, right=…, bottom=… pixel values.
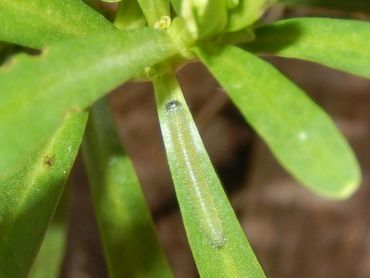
left=0, top=0, right=114, bottom=48
left=279, top=0, right=370, bottom=12
left=245, top=18, right=370, bottom=79
left=0, top=112, right=87, bottom=278
left=197, top=45, right=360, bottom=198
left=0, top=28, right=177, bottom=177
left=82, top=99, right=172, bottom=278
left=152, top=69, right=265, bottom=277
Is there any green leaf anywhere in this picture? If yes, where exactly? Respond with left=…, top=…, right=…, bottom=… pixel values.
left=29, top=223, right=66, bottom=278
left=0, top=0, right=115, bottom=48
left=0, top=112, right=87, bottom=278
left=171, top=0, right=228, bottom=38
left=278, top=0, right=370, bottom=12
left=197, top=45, right=360, bottom=199
left=0, top=28, right=177, bottom=177
left=82, top=99, right=173, bottom=278
left=245, top=18, right=370, bottom=79
left=1, top=2, right=110, bottom=276
left=29, top=186, right=68, bottom=278
left=225, top=0, right=271, bottom=32
left=152, top=68, right=265, bottom=277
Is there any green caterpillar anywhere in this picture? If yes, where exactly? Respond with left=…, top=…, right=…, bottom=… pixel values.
left=165, top=100, right=226, bottom=249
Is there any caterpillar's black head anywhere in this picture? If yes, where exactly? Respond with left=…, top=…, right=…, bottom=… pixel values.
left=165, top=100, right=182, bottom=112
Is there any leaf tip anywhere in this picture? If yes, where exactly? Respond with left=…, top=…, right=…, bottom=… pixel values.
left=324, top=167, right=362, bottom=200
left=336, top=175, right=362, bottom=200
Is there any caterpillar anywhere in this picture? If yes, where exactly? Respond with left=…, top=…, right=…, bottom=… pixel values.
left=165, top=100, right=226, bottom=249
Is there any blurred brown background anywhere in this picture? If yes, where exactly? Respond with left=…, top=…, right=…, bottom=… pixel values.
left=61, top=4, right=370, bottom=278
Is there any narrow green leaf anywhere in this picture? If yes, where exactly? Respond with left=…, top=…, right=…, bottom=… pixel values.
left=152, top=69, right=265, bottom=277
left=278, top=0, right=370, bottom=12
left=82, top=99, right=172, bottom=278
left=0, top=112, right=87, bottom=278
left=245, top=18, right=370, bottom=79
left=0, top=28, right=177, bottom=177
left=0, top=0, right=115, bottom=48
left=29, top=187, right=68, bottom=278
left=197, top=45, right=361, bottom=199
left=29, top=223, right=66, bottom=278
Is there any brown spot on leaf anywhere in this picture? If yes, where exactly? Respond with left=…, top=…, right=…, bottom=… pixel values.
left=43, top=155, right=55, bottom=167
